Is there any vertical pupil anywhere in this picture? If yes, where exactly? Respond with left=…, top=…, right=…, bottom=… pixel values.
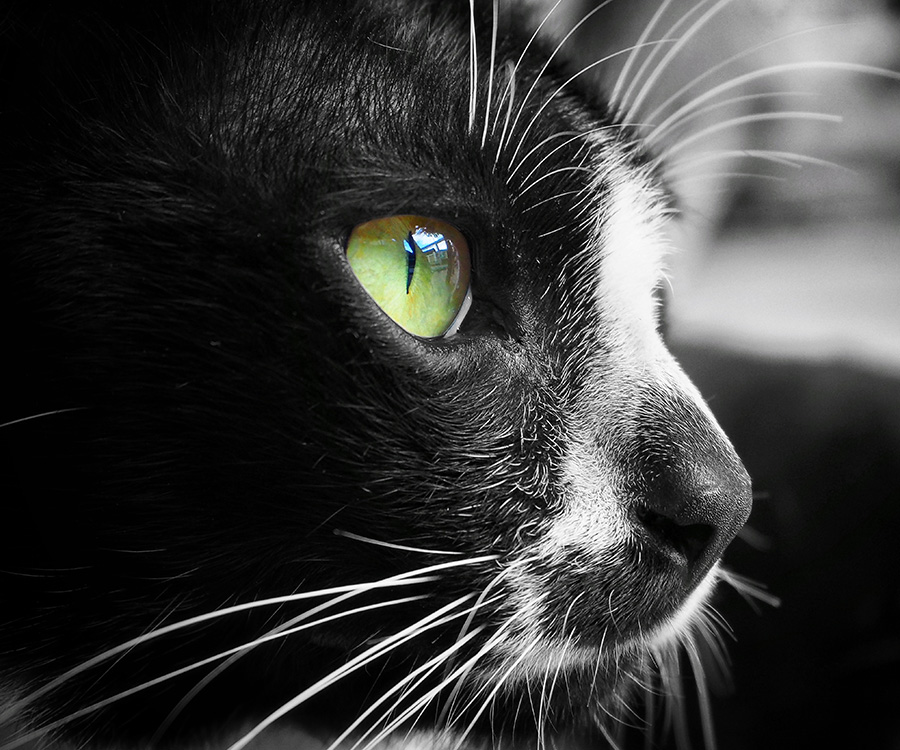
left=404, top=232, right=417, bottom=294
left=345, top=215, right=471, bottom=339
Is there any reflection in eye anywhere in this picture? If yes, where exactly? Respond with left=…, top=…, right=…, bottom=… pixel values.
left=404, top=233, right=416, bottom=294
left=346, top=216, right=472, bottom=338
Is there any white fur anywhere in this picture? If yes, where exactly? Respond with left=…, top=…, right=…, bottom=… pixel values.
left=495, top=142, right=730, bottom=679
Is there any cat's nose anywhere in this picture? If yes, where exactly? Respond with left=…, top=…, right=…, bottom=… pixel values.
left=634, top=467, right=751, bottom=585
left=626, top=391, right=752, bottom=586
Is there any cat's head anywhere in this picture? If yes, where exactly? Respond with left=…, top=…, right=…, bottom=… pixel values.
left=1, top=0, right=750, bottom=745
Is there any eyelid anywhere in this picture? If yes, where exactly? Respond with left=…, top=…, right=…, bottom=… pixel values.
left=442, top=287, right=473, bottom=338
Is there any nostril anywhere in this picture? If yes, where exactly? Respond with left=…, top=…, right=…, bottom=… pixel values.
left=635, top=505, right=716, bottom=567
left=619, top=386, right=753, bottom=582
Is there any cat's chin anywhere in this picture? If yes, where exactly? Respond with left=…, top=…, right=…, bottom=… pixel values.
left=397, top=572, right=725, bottom=748
left=487, top=562, right=720, bottom=683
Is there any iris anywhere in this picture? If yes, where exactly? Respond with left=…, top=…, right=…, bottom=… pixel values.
left=346, top=215, right=471, bottom=338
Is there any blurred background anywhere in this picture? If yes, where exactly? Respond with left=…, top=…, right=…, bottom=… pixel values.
left=554, top=0, right=900, bottom=747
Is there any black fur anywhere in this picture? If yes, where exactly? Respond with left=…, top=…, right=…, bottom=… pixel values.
left=1, top=1, right=750, bottom=747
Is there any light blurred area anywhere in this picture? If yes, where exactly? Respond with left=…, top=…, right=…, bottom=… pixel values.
left=554, top=0, right=900, bottom=372
left=671, top=0, right=900, bottom=372
left=664, top=0, right=900, bottom=374
left=671, top=220, right=900, bottom=371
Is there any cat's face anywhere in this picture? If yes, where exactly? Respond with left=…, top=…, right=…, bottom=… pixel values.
left=1, top=0, right=750, bottom=747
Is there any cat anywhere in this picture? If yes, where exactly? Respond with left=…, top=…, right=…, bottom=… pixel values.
left=0, top=0, right=763, bottom=748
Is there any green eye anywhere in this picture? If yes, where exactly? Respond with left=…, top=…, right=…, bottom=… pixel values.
left=346, top=215, right=472, bottom=338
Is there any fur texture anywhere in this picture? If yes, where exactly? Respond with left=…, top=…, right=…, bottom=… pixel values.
left=1, top=1, right=751, bottom=747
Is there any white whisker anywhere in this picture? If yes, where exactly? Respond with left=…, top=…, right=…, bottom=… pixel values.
left=649, top=61, right=900, bottom=148
left=4, top=595, right=428, bottom=750
left=586, top=628, right=608, bottom=709
left=657, top=647, right=688, bottom=748
left=648, top=90, right=817, bottom=144
left=0, top=407, right=87, bottom=429
left=620, top=0, right=715, bottom=113
left=522, top=189, right=585, bottom=213
left=643, top=670, right=657, bottom=750
left=658, top=111, right=843, bottom=164
left=447, top=640, right=538, bottom=750
left=667, top=145, right=807, bottom=171
left=670, top=172, right=785, bottom=190
left=468, top=0, right=477, bottom=134
left=667, top=149, right=854, bottom=188
left=480, top=0, right=499, bottom=149
left=226, top=594, right=479, bottom=750
left=356, top=623, right=515, bottom=750
left=684, top=636, right=716, bottom=750
left=536, top=225, right=571, bottom=239
left=507, top=42, right=662, bottom=171
left=460, top=657, right=528, bottom=735
left=1, top=556, right=496, bottom=722
left=517, top=165, right=595, bottom=197
left=694, top=610, right=733, bottom=682
left=437, top=567, right=511, bottom=724
left=364, top=612, right=510, bottom=750
left=508, top=129, right=582, bottom=181
left=324, top=625, right=489, bottom=750
left=643, top=22, right=857, bottom=130
left=628, top=0, right=740, bottom=122
left=152, top=583, right=436, bottom=743
left=493, top=0, right=563, bottom=150
left=610, top=0, right=679, bottom=109
left=334, top=529, right=463, bottom=556
left=500, top=0, right=616, bottom=162
left=493, top=59, right=518, bottom=168
left=718, top=568, right=781, bottom=611
left=599, top=718, right=625, bottom=750
left=539, top=598, right=583, bottom=746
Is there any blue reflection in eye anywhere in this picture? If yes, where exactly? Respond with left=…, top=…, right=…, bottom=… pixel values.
left=403, top=232, right=416, bottom=294
left=410, top=228, right=450, bottom=272
left=402, top=228, right=452, bottom=294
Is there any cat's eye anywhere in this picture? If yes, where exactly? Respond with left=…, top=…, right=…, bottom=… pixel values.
left=346, top=215, right=472, bottom=338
